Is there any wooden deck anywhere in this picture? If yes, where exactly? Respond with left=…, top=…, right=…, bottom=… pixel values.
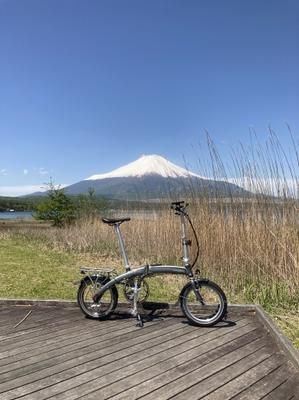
left=0, top=304, right=298, bottom=399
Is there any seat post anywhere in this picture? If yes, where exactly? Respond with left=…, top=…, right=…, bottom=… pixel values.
left=114, top=224, right=130, bottom=271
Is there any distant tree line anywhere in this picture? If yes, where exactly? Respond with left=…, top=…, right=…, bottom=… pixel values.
left=34, top=183, right=162, bottom=227
left=0, top=183, right=163, bottom=227
left=0, top=196, right=41, bottom=212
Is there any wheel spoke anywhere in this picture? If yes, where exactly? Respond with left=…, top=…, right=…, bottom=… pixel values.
left=181, top=281, right=226, bottom=326
left=77, top=276, right=117, bottom=319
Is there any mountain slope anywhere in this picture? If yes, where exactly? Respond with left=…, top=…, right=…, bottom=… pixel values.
left=86, top=154, right=203, bottom=180
left=62, top=154, right=251, bottom=199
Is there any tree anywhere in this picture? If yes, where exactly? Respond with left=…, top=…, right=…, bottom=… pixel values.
left=75, top=187, right=98, bottom=218
left=35, top=181, right=75, bottom=227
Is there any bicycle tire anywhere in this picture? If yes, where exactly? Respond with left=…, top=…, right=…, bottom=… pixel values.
left=180, top=279, right=227, bottom=326
left=77, top=275, right=118, bottom=320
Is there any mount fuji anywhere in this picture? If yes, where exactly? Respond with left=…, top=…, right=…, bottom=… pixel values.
left=62, top=154, right=250, bottom=199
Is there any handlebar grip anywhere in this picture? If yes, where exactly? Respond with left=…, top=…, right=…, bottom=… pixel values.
left=171, top=201, right=185, bottom=209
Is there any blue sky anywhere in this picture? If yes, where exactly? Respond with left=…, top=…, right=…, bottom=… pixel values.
left=0, top=0, right=298, bottom=196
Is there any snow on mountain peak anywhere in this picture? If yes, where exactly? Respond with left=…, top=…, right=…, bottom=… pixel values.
left=85, top=154, right=202, bottom=180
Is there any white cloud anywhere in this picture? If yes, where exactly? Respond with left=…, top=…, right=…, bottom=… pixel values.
left=0, top=169, right=8, bottom=176
left=0, top=185, right=46, bottom=196
left=38, top=168, right=49, bottom=175
left=23, top=169, right=29, bottom=175
left=0, top=184, right=69, bottom=197
left=228, top=176, right=298, bottom=197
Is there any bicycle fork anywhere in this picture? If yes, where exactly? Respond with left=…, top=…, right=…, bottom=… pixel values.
left=190, top=279, right=205, bottom=305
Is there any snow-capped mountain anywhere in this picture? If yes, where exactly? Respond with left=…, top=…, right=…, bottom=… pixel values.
left=86, top=154, right=203, bottom=180
left=61, top=154, right=250, bottom=199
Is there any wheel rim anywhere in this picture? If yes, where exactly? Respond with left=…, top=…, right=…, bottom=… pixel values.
left=185, top=283, right=224, bottom=323
left=81, top=281, right=113, bottom=317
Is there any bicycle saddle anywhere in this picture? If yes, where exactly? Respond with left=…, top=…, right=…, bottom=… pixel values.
left=102, top=217, right=131, bottom=225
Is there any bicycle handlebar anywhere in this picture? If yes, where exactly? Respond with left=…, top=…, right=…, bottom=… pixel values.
left=170, top=201, right=189, bottom=213
left=171, top=201, right=185, bottom=208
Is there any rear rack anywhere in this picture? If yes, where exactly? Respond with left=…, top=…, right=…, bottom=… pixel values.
left=80, top=267, right=116, bottom=277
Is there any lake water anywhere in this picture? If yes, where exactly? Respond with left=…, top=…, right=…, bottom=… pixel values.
left=0, top=209, right=159, bottom=221
left=0, top=211, right=34, bottom=220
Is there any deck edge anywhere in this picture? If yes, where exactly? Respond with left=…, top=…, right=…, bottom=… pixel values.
left=0, top=298, right=78, bottom=307
left=0, top=298, right=256, bottom=312
left=255, top=304, right=299, bottom=369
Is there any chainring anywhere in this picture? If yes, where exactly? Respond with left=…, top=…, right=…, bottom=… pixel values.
left=123, top=278, right=149, bottom=303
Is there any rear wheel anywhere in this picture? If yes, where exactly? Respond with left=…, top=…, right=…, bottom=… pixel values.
left=180, top=280, right=227, bottom=326
left=77, top=276, right=118, bottom=319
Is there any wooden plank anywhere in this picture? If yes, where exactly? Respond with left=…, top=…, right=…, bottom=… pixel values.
left=0, top=318, right=132, bottom=363
left=1, top=318, right=112, bottom=349
left=232, top=361, right=295, bottom=400
left=3, top=316, right=116, bottom=349
left=167, top=345, right=273, bottom=400
left=0, top=305, right=76, bottom=322
left=0, top=317, right=141, bottom=366
left=261, top=372, right=299, bottom=400
left=0, top=308, right=81, bottom=334
left=0, top=300, right=256, bottom=313
left=0, top=304, right=297, bottom=400
left=137, top=337, right=270, bottom=400
left=0, top=305, right=77, bottom=322
left=0, top=319, right=251, bottom=400
left=0, top=314, right=94, bottom=344
left=28, top=321, right=256, bottom=400
left=201, top=354, right=285, bottom=400
left=0, top=308, right=54, bottom=328
left=0, top=314, right=100, bottom=345
left=0, top=321, right=135, bottom=370
left=91, top=326, right=263, bottom=400
left=0, top=318, right=178, bottom=376
left=0, top=319, right=185, bottom=385
left=0, top=323, right=246, bottom=390
left=0, top=306, right=33, bottom=319
left=0, top=313, right=135, bottom=351
left=0, top=299, right=77, bottom=308
left=63, top=335, right=268, bottom=400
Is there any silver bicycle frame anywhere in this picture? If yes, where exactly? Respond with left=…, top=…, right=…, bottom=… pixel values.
left=93, top=264, right=191, bottom=302
left=93, top=212, right=194, bottom=303
left=114, top=224, right=130, bottom=271
left=114, top=211, right=191, bottom=270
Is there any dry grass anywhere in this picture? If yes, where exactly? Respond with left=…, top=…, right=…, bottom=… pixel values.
left=3, top=197, right=298, bottom=311
left=270, top=309, right=299, bottom=349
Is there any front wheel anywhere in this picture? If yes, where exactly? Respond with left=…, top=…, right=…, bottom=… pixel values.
left=180, top=280, right=227, bottom=326
left=77, top=276, right=118, bottom=319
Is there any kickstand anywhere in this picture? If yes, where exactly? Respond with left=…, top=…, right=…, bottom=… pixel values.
left=136, top=313, right=144, bottom=327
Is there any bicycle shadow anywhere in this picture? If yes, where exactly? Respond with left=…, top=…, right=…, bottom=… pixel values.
left=112, top=301, right=236, bottom=327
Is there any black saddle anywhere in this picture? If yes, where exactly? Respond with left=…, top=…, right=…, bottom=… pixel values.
left=102, top=217, right=131, bottom=225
